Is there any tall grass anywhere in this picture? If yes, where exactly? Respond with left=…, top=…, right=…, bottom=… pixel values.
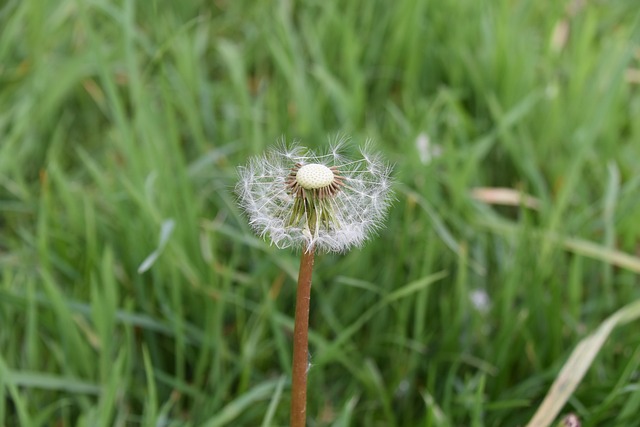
left=1, top=0, right=640, bottom=425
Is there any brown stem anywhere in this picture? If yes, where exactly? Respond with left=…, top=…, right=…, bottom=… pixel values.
left=290, top=246, right=315, bottom=427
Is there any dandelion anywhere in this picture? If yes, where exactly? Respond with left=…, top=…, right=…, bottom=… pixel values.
left=235, top=138, right=393, bottom=427
left=236, top=139, right=393, bottom=253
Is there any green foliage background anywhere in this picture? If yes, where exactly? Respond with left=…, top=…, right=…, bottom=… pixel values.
left=1, top=0, right=640, bottom=425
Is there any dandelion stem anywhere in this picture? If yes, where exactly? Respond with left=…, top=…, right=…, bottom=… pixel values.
left=290, top=245, right=315, bottom=427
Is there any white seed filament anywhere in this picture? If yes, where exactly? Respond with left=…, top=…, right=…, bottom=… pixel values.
left=295, top=164, right=335, bottom=189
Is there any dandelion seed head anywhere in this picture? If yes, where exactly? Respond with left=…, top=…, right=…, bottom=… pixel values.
left=235, top=140, right=394, bottom=253
left=295, top=164, right=335, bottom=189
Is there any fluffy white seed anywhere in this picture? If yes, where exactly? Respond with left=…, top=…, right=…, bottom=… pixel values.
left=295, top=164, right=334, bottom=189
left=235, top=140, right=394, bottom=253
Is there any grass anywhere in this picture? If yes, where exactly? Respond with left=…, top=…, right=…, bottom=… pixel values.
left=1, top=0, right=640, bottom=425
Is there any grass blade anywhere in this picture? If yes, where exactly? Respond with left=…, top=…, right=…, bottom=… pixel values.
left=526, top=299, right=640, bottom=427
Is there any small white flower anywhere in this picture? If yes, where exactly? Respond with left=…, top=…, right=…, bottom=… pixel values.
left=236, top=138, right=394, bottom=253
left=415, top=133, right=442, bottom=165
left=470, top=289, right=491, bottom=313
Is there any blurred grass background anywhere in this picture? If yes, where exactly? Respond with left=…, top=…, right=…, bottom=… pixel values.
left=1, top=0, right=640, bottom=425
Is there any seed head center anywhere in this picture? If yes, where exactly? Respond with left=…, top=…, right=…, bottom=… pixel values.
left=296, top=164, right=334, bottom=189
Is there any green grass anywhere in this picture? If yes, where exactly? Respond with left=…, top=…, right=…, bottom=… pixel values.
left=1, top=0, right=640, bottom=425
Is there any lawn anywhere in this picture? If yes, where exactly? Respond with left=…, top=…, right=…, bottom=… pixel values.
left=1, top=0, right=640, bottom=426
